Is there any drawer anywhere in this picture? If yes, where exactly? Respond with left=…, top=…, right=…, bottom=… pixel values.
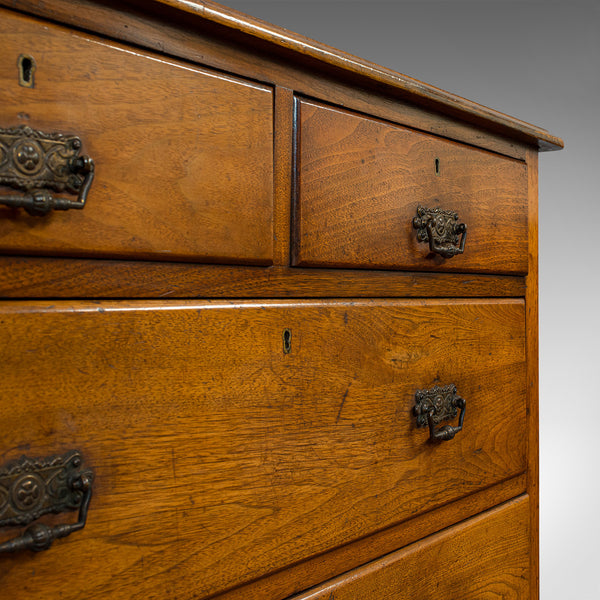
left=290, top=496, right=530, bottom=599
left=0, top=299, right=525, bottom=599
left=295, top=99, right=528, bottom=274
left=0, top=10, right=273, bottom=264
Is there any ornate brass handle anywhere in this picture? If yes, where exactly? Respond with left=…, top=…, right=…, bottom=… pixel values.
left=0, top=451, right=93, bottom=553
left=413, top=206, right=467, bottom=258
left=0, top=125, right=95, bottom=216
left=413, top=384, right=466, bottom=442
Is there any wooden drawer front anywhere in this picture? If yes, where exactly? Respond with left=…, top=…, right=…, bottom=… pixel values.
left=295, top=99, right=528, bottom=274
left=0, top=299, right=525, bottom=599
left=0, top=10, right=273, bottom=264
left=291, top=496, right=530, bottom=600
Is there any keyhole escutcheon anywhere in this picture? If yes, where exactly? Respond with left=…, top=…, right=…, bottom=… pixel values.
left=283, top=328, right=292, bottom=354
left=18, top=54, right=36, bottom=88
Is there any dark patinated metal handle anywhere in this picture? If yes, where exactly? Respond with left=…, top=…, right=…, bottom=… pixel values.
left=0, top=473, right=92, bottom=553
left=413, top=384, right=466, bottom=442
left=0, top=450, right=93, bottom=553
left=413, top=206, right=467, bottom=258
left=0, top=125, right=95, bottom=216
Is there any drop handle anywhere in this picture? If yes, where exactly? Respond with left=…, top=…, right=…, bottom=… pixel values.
left=0, top=450, right=93, bottom=554
left=413, top=384, right=466, bottom=442
left=413, top=206, right=467, bottom=258
left=0, top=474, right=92, bottom=553
left=0, top=125, right=95, bottom=216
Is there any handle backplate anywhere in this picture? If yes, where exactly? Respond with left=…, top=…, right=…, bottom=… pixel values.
left=413, top=205, right=467, bottom=258
left=0, top=125, right=94, bottom=216
left=413, top=383, right=466, bottom=442
left=0, top=450, right=93, bottom=553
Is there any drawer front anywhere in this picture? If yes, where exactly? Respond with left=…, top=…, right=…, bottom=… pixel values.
left=0, top=10, right=273, bottom=264
left=291, top=496, right=530, bottom=600
left=0, top=299, right=525, bottom=599
left=295, top=99, right=528, bottom=274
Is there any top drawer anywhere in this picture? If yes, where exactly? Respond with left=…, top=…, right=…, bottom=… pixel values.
left=0, top=10, right=273, bottom=265
left=294, top=99, right=528, bottom=275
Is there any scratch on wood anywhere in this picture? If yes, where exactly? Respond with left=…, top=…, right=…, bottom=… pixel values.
left=171, top=447, right=177, bottom=482
left=336, top=386, right=350, bottom=423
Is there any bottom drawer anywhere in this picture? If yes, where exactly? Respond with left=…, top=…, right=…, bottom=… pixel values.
left=291, top=495, right=530, bottom=599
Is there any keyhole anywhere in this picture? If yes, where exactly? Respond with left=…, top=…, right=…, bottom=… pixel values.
left=283, top=328, right=292, bottom=354
left=18, top=54, right=36, bottom=88
left=434, top=158, right=441, bottom=176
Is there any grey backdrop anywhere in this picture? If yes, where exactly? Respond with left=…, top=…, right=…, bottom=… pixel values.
left=219, top=1, right=598, bottom=597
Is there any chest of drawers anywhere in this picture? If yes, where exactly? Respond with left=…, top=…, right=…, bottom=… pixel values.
left=0, top=1, right=562, bottom=599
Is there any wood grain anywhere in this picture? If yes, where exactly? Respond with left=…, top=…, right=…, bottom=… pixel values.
left=0, top=257, right=526, bottom=298
left=0, top=299, right=526, bottom=599
left=273, top=87, right=294, bottom=266
left=0, top=9, right=273, bottom=264
left=289, top=495, right=530, bottom=600
left=0, top=0, right=564, bottom=151
left=214, top=474, right=527, bottom=600
left=296, top=100, right=528, bottom=274
left=526, top=148, right=540, bottom=600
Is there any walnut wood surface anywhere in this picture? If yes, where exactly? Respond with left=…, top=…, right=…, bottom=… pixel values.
left=0, top=299, right=525, bottom=599
left=0, top=257, right=526, bottom=298
left=0, top=0, right=563, bottom=151
left=290, top=496, right=530, bottom=600
left=295, top=101, right=527, bottom=273
left=0, top=9, right=273, bottom=264
left=526, top=149, right=540, bottom=600
left=214, top=474, right=527, bottom=600
left=273, top=87, right=295, bottom=266
left=296, top=100, right=528, bottom=274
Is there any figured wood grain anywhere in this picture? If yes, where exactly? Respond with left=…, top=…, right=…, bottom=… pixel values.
left=295, top=99, right=528, bottom=274
left=0, top=9, right=273, bottom=264
left=0, top=0, right=564, bottom=151
left=213, top=474, right=527, bottom=600
left=273, top=87, right=294, bottom=266
left=0, top=257, right=526, bottom=298
left=290, top=495, right=530, bottom=600
left=0, top=299, right=525, bottom=599
left=526, top=148, right=540, bottom=600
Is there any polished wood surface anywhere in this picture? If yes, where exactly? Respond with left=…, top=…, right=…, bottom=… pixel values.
left=295, top=99, right=528, bottom=274
left=0, top=9, right=274, bottom=264
left=214, top=474, right=527, bottom=600
left=290, top=496, right=530, bottom=600
left=0, top=299, right=525, bottom=599
left=526, top=148, right=540, bottom=600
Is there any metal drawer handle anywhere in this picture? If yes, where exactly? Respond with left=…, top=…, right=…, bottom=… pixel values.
left=413, top=206, right=467, bottom=258
left=0, top=125, right=95, bottom=216
left=0, top=450, right=93, bottom=553
left=413, top=384, right=466, bottom=442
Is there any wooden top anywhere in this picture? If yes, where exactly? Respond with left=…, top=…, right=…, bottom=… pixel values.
left=2, top=0, right=563, bottom=151
left=155, top=0, right=563, bottom=151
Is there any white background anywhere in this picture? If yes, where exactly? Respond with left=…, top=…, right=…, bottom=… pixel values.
left=219, top=1, right=599, bottom=597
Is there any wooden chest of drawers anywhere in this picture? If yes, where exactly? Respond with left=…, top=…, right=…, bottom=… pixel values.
left=0, top=1, right=563, bottom=599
